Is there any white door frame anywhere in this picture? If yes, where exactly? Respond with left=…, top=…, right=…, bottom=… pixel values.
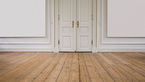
left=52, top=0, right=97, bottom=53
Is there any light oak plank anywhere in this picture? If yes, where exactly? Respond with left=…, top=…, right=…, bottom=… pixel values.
left=0, top=52, right=145, bottom=82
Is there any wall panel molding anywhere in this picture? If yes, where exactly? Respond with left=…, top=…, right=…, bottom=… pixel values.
left=0, top=0, right=51, bottom=43
left=0, top=0, right=46, bottom=37
left=96, top=0, right=145, bottom=52
left=0, top=0, right=53, bottom=52
left=107, top=0, right=145, bottom=37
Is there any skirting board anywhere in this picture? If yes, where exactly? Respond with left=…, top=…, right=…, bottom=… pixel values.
left=0, top=44, right=145, bottom=52
left=0, top=45, right=53, bottom=52
left=96, top=49, right=145, bottom=52
left=96, top=45, right=145, bottom=52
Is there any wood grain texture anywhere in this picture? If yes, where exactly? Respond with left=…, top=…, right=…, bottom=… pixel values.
left=0, top=52, right=145, bottom=82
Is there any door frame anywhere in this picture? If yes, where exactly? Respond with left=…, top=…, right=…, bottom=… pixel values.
left=52, top=0, right=97, bottom=53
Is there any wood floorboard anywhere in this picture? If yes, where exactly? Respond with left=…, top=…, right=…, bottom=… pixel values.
left=56, top=53, right=74, bottom=82
left=44, top=53, right=67, bottom=82
left=33, top=53, right=61, bottom=82
left=0, top=52, right=145, bottom=82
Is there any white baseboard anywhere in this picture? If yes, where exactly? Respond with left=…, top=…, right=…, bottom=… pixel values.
left=0, top=44, right=53, bottom=52
left=96, top=45, right=145, bottom=52
left=97, top=49, right=145, bottom=52
left=1, top=44, right=145, bottom=53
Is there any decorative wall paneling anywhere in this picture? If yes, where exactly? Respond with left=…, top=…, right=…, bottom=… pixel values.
left=0, top=0, right=54, bottom=52
left=96, top=0, right=145, bottom=52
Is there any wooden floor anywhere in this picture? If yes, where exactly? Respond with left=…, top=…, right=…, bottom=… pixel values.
left=0, top=52, right=145, bottom=82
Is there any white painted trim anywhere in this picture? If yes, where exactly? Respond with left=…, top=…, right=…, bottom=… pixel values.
left=102, top=42, right=145, bottom=45
left=0, top=44, right=53, bottom=52
left=0, top=42, right=50, bottom=45
left=92, top=0, right=97, bottom=53
left=0, top=48, right=53, bottom=52
left=50, top=0, right=55, bottom=52
left=97, top=49, right=145, bottom=52
left=97, top=44, right=145, bottom=52
left=96, top=0, right=102, bottom=52
left=54, top=0, right=59, bottom=52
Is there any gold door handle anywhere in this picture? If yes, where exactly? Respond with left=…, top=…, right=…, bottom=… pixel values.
left=72, top=21, right=74, bottom=28
left=77, top=21, right=79, bottom=28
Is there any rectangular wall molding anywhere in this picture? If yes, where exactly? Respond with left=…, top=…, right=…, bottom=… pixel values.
left=96, top=0, right=145, bottom=52
left=0, top=0, right=46, bottom=37
left=0, top=0, right=53, bottom=52
left=107, top=0, right=145, bottom=37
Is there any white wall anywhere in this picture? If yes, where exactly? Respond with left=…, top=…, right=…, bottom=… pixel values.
left=0, top=0, right=46, bottom=37
left=0, top=0, right=54, bottom=52
left=1, top=0, right=145, bottom=52
left=107, top=0, right=145, bottom=37
left=97, top=0, right=145, bottom=52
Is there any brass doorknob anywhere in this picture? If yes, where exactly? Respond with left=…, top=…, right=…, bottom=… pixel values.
left=72, top=21, right=74, bottom=28
left=77, top=21, right=79, bottom=28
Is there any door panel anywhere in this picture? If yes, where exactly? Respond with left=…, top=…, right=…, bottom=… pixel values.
left=76, top=0, right=92, bottom=51
left=59, top=0, right=75, bottom=51
left=58, top=0, right=92, bottom=52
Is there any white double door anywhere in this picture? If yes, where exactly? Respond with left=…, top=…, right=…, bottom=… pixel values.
left=59, top=0, right=93, bottom=52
